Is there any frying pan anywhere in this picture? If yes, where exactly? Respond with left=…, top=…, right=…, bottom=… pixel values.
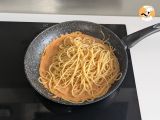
left=24, top=21, right=160, bottom=105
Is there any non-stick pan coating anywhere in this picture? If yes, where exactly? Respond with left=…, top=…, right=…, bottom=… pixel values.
left=24, top=21, right=128, bottom=105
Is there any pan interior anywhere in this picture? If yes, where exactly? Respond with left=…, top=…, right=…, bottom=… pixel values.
left=24, top=21, right=128, bottom=105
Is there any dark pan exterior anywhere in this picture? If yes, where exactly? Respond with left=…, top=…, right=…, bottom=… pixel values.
left=24, top=21, right=128, bottom=105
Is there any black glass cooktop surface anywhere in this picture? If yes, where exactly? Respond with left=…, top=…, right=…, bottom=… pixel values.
left=0, top=22, right=141, bottom=120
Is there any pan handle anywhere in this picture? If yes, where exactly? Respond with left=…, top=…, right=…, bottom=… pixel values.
left=122, top=23, right=160, bottom=48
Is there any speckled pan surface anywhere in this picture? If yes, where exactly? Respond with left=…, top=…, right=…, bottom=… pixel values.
left=24, top=21, right=128, bottom=105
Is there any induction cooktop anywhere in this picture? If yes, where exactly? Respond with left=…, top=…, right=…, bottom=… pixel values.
left=0, top=22, right=141, bottom=120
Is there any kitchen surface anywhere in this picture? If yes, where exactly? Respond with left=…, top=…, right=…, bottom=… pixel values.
left=0, top=21, right=141, bottom=120
left=0, top=0, right=160, bottom=16
left=0, top=1, right=160, bottom=120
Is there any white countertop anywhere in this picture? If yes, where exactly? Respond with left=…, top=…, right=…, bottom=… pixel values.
left=0, top=13, right=160, bottom=120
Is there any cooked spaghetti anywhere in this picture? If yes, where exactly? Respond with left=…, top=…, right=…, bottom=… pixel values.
left=39, top=31, right=121, bottom=103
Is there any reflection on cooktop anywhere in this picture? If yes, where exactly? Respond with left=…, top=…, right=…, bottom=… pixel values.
left=34, top=102, right=128, bottom=120
left=0, top=22, right=141, bottom=120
